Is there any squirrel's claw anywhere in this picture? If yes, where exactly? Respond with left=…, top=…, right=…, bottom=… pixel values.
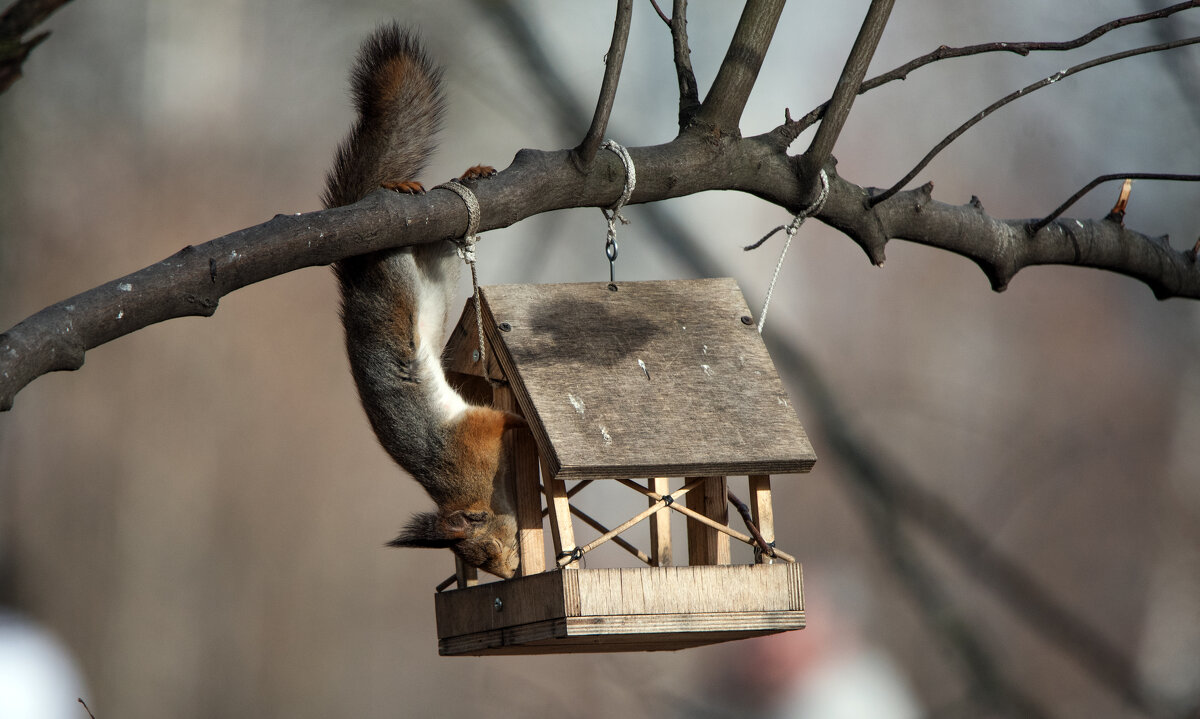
left=458, top=165, right=496, bottom=181
left=382, top=179, right=426, bottom=194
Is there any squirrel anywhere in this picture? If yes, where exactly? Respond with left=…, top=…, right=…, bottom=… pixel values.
left=322, top=23, right=522, bottom=579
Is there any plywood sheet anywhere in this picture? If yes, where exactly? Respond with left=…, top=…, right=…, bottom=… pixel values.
left=434, top=564, right=805, bottom=656
left=477, top=279, right=817, bottom=480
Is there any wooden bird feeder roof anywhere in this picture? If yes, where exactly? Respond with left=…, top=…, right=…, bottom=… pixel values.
left=446, top=278, right=816, bottom=481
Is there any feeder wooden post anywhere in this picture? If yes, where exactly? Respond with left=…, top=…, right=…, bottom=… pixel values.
left=686, top=476, right=730, bottom=565
left=493, top=385, right=545, bottom=576
left=749, top=475, right=775, bottom=563
left=648, top=477, right=672, bottom=566
left=542, top=457, right=578, bottom=568
left=454, top=557, right=478, bottom=590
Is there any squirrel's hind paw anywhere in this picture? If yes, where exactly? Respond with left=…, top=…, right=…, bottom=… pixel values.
left=382, top=179, right=426, bottom=194
left=458, top=165, right=496, bottom=181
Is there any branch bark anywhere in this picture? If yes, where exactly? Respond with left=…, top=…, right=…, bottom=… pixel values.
left=5, top=131, right=1200, bottom=410
left=786, top=1, right=1200, bottom=135
left=796, top=0, right=894, bottom=184
left=870, top=35, right=1200, bottom=206
left=571, top=0, right=633, bottom=168
left=669, top=0, right=701, bottom=128
left=694, top=0, right=785, bottom=134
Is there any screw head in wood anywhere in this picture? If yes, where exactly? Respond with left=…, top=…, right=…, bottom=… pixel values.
left=498, top=322, right=512, bottom=332
left=740, top=315, right=753, bottom=326
left=493, top=597, right=503, bottom=611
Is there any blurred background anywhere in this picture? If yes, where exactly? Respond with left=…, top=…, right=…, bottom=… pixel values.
left=2, top=1, right=1199, bottom=717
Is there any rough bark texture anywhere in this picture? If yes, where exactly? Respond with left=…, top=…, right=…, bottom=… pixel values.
left=3, top=128, right=1198, bottom=410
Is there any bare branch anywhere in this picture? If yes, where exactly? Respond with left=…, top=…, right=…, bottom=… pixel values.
left=670, top=0, right=701, bottom=128
left=648, top=0, right=668, bottom=25
left=726, top=490, right=774, bottom=558
left=571, top=0, right=634, bottom=168
left=0, top=0, right=73, bottom=94
left=694, top=0, right=785, bottom=134
left=870, top=35, right=1200, bottom=206
left=783, top=1, right=1200, bottom=136
left=6, top=132, right=1200, bottom=409
left=796, top=0, right=895, bottom=185
left=1028, top=173, right=1200, bottom=235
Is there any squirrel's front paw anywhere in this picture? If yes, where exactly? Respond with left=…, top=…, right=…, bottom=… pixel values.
left=382, top=179, right=426, bottom=194
left=458, top=165, right=496, bottom=181
left=395, top=356, right=421, bottom=384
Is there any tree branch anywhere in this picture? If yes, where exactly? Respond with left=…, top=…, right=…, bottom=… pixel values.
left=0, top=0, right=73, bottom=94
left=669, top=0, right=701, bottom=128
left=694, top=0, right=785, bottom=134
left=571, top=0, right=633, bottom=168
left=1028, top=173, right=1200, bottom=235
left=796, top=0, right=894, bottom=185
left=6, top=132, right=1200, bottom=409
left=870, top=35, right=1200, bottom=206
left=784, top=1, right=1200, bottom=136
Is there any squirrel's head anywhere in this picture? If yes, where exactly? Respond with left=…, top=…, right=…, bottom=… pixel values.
left=388, top=407, right=527, bottom=578
left=389, top=508, right=519, bottom=578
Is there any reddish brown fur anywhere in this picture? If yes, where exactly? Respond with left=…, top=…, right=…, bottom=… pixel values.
left=458, top=165, right=496, bottom=181
left=381, top=179, right=426, bottom=193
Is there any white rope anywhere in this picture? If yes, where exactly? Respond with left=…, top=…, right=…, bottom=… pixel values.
left=600, top=139, right=636, bottom=283
left=754, top=169, right=829, bottom=334
left=437, top=180, right=489, bottom=378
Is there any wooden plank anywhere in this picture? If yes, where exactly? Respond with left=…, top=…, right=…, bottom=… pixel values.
left=439, top=612, right=806, bottom=655
left=541, top=456, right=578, bottom=568
left=573, top=565, right=799, bottom=615
left=685, top=476, right=730, bottom=565
left=443, top=298, right=505, bottom=381
left=648, top=477, right=672, bottom=567
left=455, top=556, right=478, bottom=590
left=435, top=570, right=569, bottom=639
left=493, top=385, right=545, bottom=576
left=435, top=564, right=805, bottom=655
left=749, top=474, right=775, bottom=564
left=477, top=279, right=817, bottom=481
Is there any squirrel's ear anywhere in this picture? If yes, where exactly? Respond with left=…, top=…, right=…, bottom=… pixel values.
left=438, top=509, right=491, bottom=537
left=501, top=411, right=527, bottom=431
left=388, top=512, right=458, bottom=548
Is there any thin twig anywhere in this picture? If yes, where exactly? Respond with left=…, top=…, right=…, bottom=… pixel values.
left=1028, top=173, right=1200, bottom=235
left=78, top=698, right=97, bottom=719
left=572, top=0, right=634, bottom=169
left=726, top=490, right=774, bottom=558
left=870, top=35, right=1200, bottom=207
left=670, top=0, right=701, bottom=127
left=798, top=0, right=895, bottom=183
left=782, top=1, right=1200, bottom=137
left=695, top=0, right=786, bottom=133
left=648, top=0, right=669, bottom=25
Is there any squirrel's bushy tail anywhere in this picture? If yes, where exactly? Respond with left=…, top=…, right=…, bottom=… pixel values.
left=322, top=24, right=445, bottom=209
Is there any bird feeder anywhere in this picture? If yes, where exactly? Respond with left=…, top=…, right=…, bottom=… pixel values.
left=436, top=278, right=816, bottom=655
